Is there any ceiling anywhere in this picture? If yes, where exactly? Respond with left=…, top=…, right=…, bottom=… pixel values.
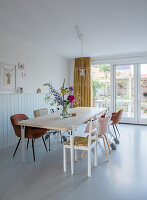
left=0, top=0, right=147, bottom=58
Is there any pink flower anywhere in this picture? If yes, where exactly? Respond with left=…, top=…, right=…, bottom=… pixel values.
left=68, top=95, right=75, bottom=103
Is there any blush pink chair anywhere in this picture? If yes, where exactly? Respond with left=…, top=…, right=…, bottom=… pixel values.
left=83, top=116, right=111, bottom=161
left=98, top=116, right=111, bottom=161
left=111, top=109, right=123, bottom=138
left=10, top=114, right=47, bottom=161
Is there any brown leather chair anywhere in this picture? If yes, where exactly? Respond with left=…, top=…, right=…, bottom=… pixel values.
left=111, top=109, right=123, bottom=138
left=10, top=114, right=48, bottom=161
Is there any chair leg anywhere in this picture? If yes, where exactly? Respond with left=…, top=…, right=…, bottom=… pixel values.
left=75, top=149, right=78, bottom=161
left=57, top=132, right=60, bottom=142
left=49, top=133, right=51, bottom=151
left=81, top=150, right=85, bottom=159
left=88, top=148, right=91, bottom=177
left=26, top=138, right=29, bottom=149
left=13, top=138, right=21, bottom=157
left=63, top=146, right=67, bottom=172
left=32, top=139, right=35, bottom=162
left=102, top=136, right=109, bottom=161
left=42, top=136, right=48, bottom=152
left=60, top=131, right=62, bottom=143
left=104, top=135, right=111, bottom=154
left=115, top=125, right=120, bottom=137
left=94, top=142, right=97, bottom=167
left=113, top=125, right=117, bottom=138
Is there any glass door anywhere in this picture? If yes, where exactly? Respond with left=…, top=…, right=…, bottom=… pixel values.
left=91, top=63, right=147, bottom=124
left=138, top=64, right=147, bottom=124
left=91, top=64, right=111, bottom=109
left=115, top=64, right=137, bottom=123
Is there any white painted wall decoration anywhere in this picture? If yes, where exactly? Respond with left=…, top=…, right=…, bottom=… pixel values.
left=0, top=64, right=16, bottom=91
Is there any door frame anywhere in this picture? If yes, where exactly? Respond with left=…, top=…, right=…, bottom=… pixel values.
left=112, top=63, right=147, bottom=125
left=137, top=64, right=147, bottom=125
left=91, top=58, right=147, bottom=125
left=112, top=64, right=138, bottom=124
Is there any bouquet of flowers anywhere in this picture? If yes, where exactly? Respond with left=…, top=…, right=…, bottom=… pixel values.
left=44, top=79, right=75, bottom=118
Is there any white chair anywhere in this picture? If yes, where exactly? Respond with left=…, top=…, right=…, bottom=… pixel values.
left=63, top=119, right=98, bottom=177
left=33, top=108, right=51, bottom=150
left=33, top=108, right=63, bottom=150
left=33, top=108, right=48, bottom=117
left=50, top=108, right=65, bottom=143
left=82, top=115, right=111, bottom=161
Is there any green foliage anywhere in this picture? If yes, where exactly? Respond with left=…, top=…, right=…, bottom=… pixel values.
left=116, top=94, right=129, bottom=100
left=116, top=71, right=121, bottom=77
left=143, top=93, right=147, bottom=97
left=92, top=80, right=103, bottom=99
left=116, top=79, right=128, bottom=85
left=92, top=64, right=111, bottom=100
left=44, top=93, right=57, bottom=106
left=98, top=64, right=110, bottom=74
left=141, top=104, right=147, bottom=110
left=94, top=64, right=110, bottom=71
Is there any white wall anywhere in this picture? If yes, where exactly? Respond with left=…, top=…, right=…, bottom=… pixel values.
left=0, top=31, right=70, bottom=150
left=69, top=59, right=75, bottom=87
left=0, top=94, right=52, bottom=150
left=0, top=31, right=70, bottom=93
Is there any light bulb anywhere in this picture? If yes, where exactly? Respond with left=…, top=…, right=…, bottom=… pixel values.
left=80, top=69, right=84, bottom=76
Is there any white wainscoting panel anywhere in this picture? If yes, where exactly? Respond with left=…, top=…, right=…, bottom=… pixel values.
left=0, top=94, right=52, bottom=150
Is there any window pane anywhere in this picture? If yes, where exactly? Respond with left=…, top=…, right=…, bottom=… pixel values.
left=91, top=64, right=111, bottom=109
left=140, top=64, right=147, bottom=119
left=115, top=65, right=134, bottom=118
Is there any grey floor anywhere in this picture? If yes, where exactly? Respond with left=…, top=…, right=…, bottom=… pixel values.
left=0, top=124, right=147, bottom=200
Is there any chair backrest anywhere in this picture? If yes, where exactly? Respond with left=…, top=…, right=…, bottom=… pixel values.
left=111, top=109, right=123, bottom=125
left=87, top=119, right=98, bottom=146
left=98, top=116, right=110, bottom=136
left=85, top=119, right=98, bottom=137
left=105, top=109, right=112, bottom=118
left=33, top=108, right=48, bottom=117
left=10, top=114, right=29, bottom=137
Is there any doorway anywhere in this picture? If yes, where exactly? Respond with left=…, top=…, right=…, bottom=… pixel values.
left=91, top=63, right=147, bottom=124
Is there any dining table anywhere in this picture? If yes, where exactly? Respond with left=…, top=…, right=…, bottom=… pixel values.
left=18, top=107, right=106, bottom=175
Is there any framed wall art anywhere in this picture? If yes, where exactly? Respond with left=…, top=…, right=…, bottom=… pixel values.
left=0, top=63, right=16, bottom=91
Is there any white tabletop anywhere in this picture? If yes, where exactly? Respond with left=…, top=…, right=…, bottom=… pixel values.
left=18, top=107, right=106, bottom=131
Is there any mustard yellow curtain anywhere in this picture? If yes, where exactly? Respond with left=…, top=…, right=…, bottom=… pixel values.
left=73, top=57, right=91, bottom=107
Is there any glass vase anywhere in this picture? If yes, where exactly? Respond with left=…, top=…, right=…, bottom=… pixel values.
left=60, top=104, right=69, bottom=118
